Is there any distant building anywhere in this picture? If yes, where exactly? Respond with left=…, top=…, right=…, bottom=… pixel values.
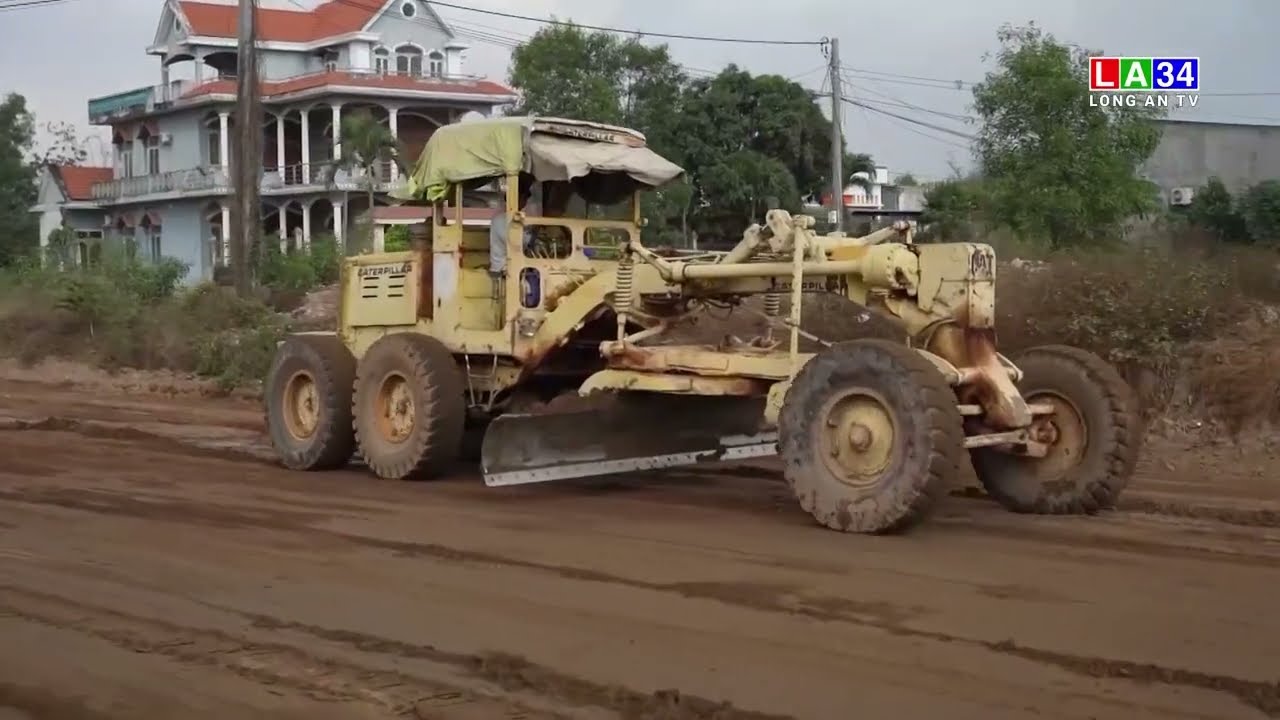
left=32, top=165, right=114, bottom=266
left=1141, top=118, right=1280, bottom=207
left=801, top=164, right=924, bottom=231
left=32, top=0, right=516, bottom=283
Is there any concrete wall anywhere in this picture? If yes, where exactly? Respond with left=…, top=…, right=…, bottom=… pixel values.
left=261, top=49, right=313, bottom=80
left=1141, top=120, right=1280, bottom=198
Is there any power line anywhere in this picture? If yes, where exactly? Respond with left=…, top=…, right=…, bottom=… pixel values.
left=843, top=79, right=975, bottom=122
left=843, top=65, right=978, bottom=88
left=423, top=0, right=825, bottom=46
left=844, top=97, right=976, bottom=141
left=0, top=0, right=69, bottom=11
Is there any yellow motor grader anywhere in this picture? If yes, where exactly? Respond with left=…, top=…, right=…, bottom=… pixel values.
left=263, top=116, right=1142, bottom=534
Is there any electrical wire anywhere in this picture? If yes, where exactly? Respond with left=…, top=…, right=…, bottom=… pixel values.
left=421, top=0, right=825, bottom=46
left=0, top=0, right=69, bottom=11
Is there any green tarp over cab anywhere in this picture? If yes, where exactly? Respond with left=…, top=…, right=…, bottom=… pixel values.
left=393, top=116, right=685, bottom=202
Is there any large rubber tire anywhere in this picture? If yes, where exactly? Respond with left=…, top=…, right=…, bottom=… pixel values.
left=263, top=334, right=357, bottom=471
left=352, top=333, right=467, bottom=480
left=971, top=345, right=1141, bottom=514
left=778, top=338, right=965, bottom=534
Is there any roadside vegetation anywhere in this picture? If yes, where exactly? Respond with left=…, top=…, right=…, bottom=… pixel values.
left=0, top=23, right=1277, bottom=434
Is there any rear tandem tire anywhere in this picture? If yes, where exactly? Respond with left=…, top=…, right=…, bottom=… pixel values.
left=352, top=333, right=467, bottom=481
left=778, top=339, right=965, bottom=534
left=263, top=334, right=357, bottom=471
left=971, top=345, right=1141, bottom=515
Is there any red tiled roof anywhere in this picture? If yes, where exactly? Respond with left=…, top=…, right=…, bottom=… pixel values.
left=372, top=206, right=496, bottom=222
left=50, top=165, right=113, bottom=201
left=178, top=0, right=379, bottom=43
left=182, top=71, right=514, bottom=100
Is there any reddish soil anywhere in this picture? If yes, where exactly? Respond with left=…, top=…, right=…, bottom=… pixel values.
left=1, top=372, right=1279, bottom=719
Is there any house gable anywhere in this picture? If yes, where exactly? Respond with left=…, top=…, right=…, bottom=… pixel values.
left=36, top=167, right=68, bottom=207
left=153, top=0, right=189, bottom=49
left=365, top=0, right=456, bottom=53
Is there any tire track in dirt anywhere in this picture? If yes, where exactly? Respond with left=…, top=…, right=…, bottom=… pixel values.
left=206, top=597, right=1280, bottom=719
left=0, top=585, right=792, bottom=720
left=0, top=681, right=121, bottom=720
left=0, top=416, right=271, bottom=466
left=0, top=585, right=559, bottom=720
left=6, top=484, right=1275, bottom=716
left=9, top=414, right=1280, bottom=531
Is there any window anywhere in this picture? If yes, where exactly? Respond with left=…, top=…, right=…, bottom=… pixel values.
left=427, top=50, right=444, bottom=77
left=207, top=123, right=220, bottom=166
left=141, top=217, right=162, bottom=261
left=395, top=44, right=422, bottom=75
left=322, top=49, right=339, bottom=73
left=120, top=141, right=134, bottom=178
left=146, top=134, right=161, bottom=175
left=374, top=47, right=389, bottom=74
left=400, top=1, right=415, bottom=16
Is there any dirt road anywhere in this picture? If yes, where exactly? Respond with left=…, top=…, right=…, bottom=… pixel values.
left=1, top=376, right=1278, bottom=720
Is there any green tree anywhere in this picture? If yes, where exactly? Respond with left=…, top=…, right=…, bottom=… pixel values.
left=1187, top=177, right=1248, bottom=243
left=845, top=152, right=877, bottom=190
left=921, top=179, right=986, bottom=241
left=509, top=23, right=632, bottom=124
left=674, top=66, right=848, bottom=241
left=0, top=93, right=38, bottom=266
left=330, top=109, right=406, bottom=250
left=894, top=172, right=919, bottom=186
left=1239, top=180, right=1280, bottom=244
left=971, top=23, right=1165, bottom=247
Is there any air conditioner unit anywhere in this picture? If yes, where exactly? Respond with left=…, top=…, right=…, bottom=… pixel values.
left=158, top=133, right=174, bottom=146
left=1170, top=187, right=1194, bottom=206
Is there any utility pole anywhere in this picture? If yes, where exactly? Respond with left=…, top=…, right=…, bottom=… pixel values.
left=230, top=0, right=262, bottom=297
left=828, top=38, right=844, bottom=233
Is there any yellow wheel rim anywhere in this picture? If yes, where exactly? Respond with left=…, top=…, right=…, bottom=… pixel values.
left=1025, top=391, right=1088, bottom=478
left=817, top=388, right=899, bottom=489
left=374, top=372, right=415, bottom=444
left=282, top=370, right=320, bottom=440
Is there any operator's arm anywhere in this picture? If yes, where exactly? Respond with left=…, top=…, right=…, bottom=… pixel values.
left=488, top=214, right=507, bottom=274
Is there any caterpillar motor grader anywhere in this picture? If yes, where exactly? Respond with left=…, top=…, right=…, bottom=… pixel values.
left=263, top=115, right=1142, bottom=534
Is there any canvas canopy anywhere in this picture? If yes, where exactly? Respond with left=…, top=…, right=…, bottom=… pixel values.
left=393, top=116, right=685, bottom=202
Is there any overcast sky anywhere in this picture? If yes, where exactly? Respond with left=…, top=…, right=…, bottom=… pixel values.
left=2, top=0, right=1276, bottom=180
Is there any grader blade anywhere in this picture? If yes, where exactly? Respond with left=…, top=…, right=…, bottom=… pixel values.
left=480, top=397, right=777, bottom=487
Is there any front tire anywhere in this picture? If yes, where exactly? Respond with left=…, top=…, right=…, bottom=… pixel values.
left=353, top=333, right=466, bottom=480
left=264, top=334, right=357, bottom=471
left=971, top=345, right=1141, bottom=514
left=778, top=339, right=965, bottom=534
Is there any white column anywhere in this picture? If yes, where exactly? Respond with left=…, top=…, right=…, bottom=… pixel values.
left=278, top=206, right=288, bottom=252
left=220, top=204, right=231, bottom=266
left=218, top=111, right=230, bottom=171
left=388, top=108, right=399, bottom=181
left=301, top=202, right=312, bottom=249
left=331, top=104, right=343, bottom=161
left=300, top=111, right=311, bottom=183
left=275, top=113, right=286, bottom=172
left=373, top=224, right=386, bottom=253
left=332, top=201, right=344, bottom=249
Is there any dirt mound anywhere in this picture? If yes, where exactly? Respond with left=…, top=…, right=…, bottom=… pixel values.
left=290, top=284, right=339, bottom=330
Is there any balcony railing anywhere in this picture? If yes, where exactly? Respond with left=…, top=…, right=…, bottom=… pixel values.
left=87, top=64, right=498, bottom=122
left=91, top=160, right=405, bottom=201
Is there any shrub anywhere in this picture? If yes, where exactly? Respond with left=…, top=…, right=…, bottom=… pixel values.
left=0, top=255, right=287, bottom=394
left=997, top=245, right=1243, bottom=371
left=384, top=225, right=411, bottom=252
left=1187, top=177, right=1249, bottom=243
left=1239, top=179, right=1280, bottom=244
